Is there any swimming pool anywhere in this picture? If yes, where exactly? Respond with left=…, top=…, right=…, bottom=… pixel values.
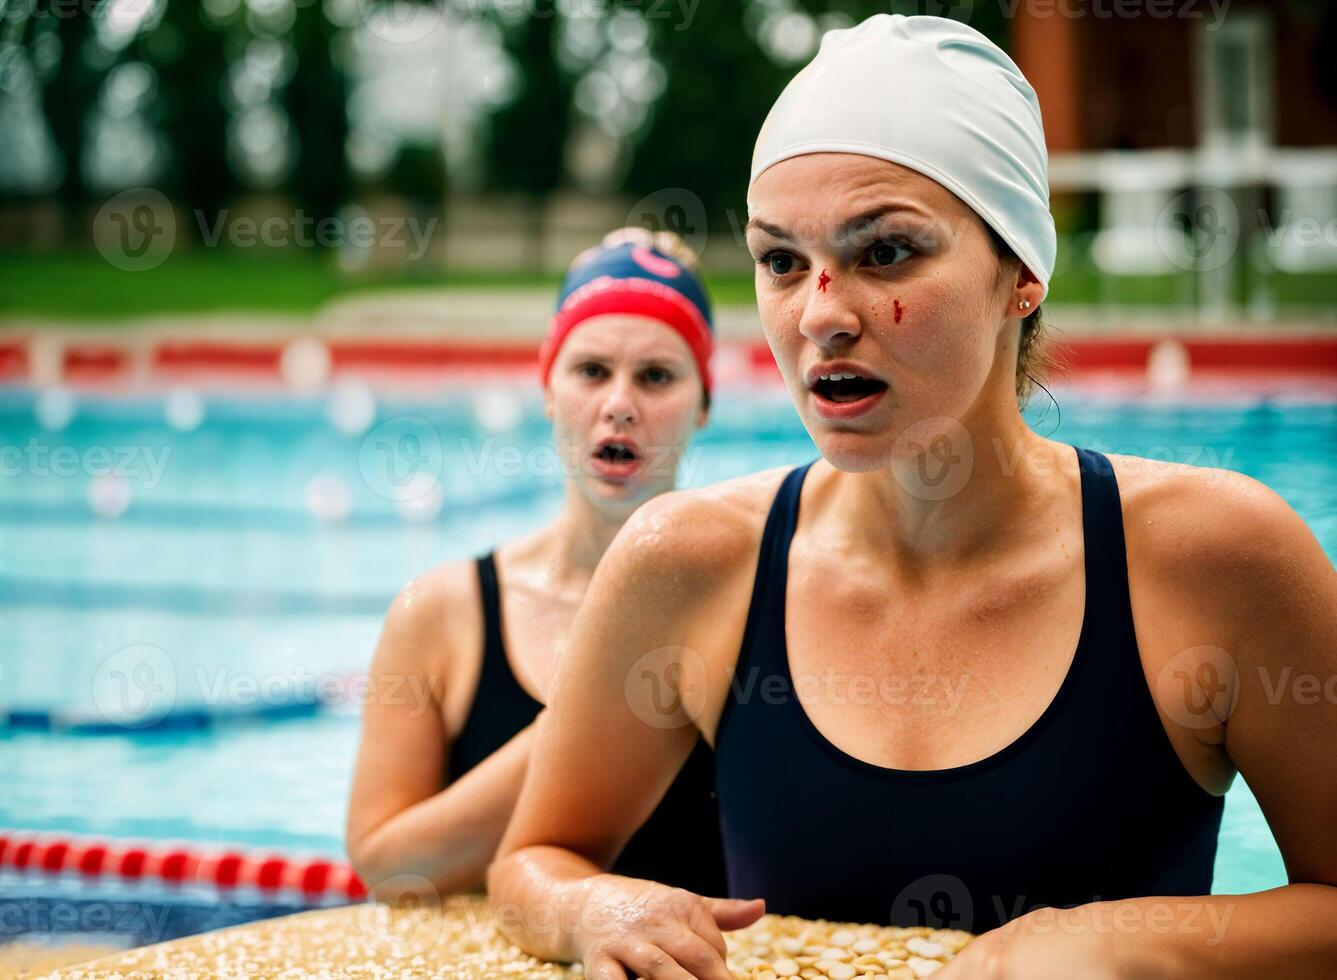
left=2, top=378, right=1334, bottom=909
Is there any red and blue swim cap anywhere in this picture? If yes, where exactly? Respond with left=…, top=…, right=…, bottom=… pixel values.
left=538, top=241, right=715, bottom=393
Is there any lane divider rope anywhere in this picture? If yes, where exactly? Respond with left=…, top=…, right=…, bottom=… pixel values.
left=0, top=829, right=367, bottom=902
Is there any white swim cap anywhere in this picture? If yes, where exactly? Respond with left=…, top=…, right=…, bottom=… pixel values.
left=750, top=14, right=1056, bottom=301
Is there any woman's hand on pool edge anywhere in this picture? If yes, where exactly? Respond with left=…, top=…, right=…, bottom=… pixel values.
left=931, top=904, right=1125, bottom=980
left=575, top=874, right=765, bottom=980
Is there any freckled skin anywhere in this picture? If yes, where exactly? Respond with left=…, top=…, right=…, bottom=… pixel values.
left=746, top=153, right=1021, bottom=474
left=492, top=154, right=1337, bottom=980
left=545, top=315, right=708, bottom=517
left=345, top=310, right=710, bottom=900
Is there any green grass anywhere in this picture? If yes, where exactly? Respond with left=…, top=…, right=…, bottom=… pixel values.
left=1, top=249, right=1332, bottom=320
left=0, top=251, right=554, bottom=319
left=0, top=250, right=760, bottom=320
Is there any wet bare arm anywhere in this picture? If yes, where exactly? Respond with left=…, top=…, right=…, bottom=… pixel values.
left=940, top=470, right=1337, bottom=978
left=487, top=491, right=766, bottom=977
left=1162, top=477, right=1337, bottom=976
left=346, top=570, right=537, bottom=897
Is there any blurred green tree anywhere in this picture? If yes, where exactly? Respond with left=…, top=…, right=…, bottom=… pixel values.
left=285, top=1, right=349, bottom=225
left=487, top=12, right=572, bottom=197
left=625, top=0, right=1009, bottom=236
left=145, top=0, right=231, bottom=224
left=34, top=0, right=103, bottom=219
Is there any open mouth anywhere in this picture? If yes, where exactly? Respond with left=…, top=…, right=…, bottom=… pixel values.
left=589, top=439, right=644, bottom=481
left=594, top=441, right=639, bottom=464
left=811, top=372, right=889, bottom=404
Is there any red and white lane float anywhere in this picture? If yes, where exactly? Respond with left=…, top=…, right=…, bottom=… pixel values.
left=0, top=829, right=367, bottom=903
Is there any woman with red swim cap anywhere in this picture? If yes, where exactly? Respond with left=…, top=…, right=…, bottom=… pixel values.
left=345, top=227, right=726, bottom=900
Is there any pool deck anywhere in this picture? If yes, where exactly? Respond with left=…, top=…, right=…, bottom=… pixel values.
left=27, top=894, right=973, bottom=979
left=31, top=895, right=571, bottom=979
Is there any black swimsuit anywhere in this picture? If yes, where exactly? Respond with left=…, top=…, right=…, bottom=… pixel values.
left=714, top=448, right=1224, bottom=933
left=448, top=552, right=727, bottom=896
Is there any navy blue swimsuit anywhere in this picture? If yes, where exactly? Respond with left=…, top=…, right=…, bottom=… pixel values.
left=449, top=552, right=727, bottom=896
left=714, top=448, right=1223, bottom=933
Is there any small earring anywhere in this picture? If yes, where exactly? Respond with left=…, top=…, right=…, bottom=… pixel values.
left=1018, top=299, right=1031, bottom=310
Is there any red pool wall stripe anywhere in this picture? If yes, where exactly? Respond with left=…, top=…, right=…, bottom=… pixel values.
left=0, top=340, right=29, bottom=380
left=154, top=341, right=284, bottom=372
left=1052, top=337, right=1337, bottom=374
left=1, top=335, right=1335, bottom=382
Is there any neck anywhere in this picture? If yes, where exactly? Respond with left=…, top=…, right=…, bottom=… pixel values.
left=536, top=483, right=639, bottom=592
left=826, top=402, right=1065, bottom=571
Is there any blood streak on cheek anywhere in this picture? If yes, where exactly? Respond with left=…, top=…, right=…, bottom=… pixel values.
left=893, top=299, right=904, bottom=324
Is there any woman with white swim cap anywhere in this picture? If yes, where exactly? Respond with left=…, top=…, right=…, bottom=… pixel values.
left=346, top=227, right=726, bottom=901
left=489, top=15, right=1337, bottom=979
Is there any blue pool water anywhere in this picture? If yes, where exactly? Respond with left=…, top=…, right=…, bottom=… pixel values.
left=2, top=380, right=1334, bottom=900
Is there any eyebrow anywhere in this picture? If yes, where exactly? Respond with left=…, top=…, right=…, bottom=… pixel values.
left=745, top=203, right=933, bottom=242
left=564, top=350, right=689, bottom=367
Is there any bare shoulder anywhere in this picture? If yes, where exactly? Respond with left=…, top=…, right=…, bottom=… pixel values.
left=603, top=466, right=793, bottom=588
left=1109, top=452, right=1316, bottom=565
left=577, top=466, right=793, bottom=659
left=565, top=467, right=796, bottom=744
left=373, top=558, right=483, bottom=687
left=1107, top=452, right=1334, bottom=649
